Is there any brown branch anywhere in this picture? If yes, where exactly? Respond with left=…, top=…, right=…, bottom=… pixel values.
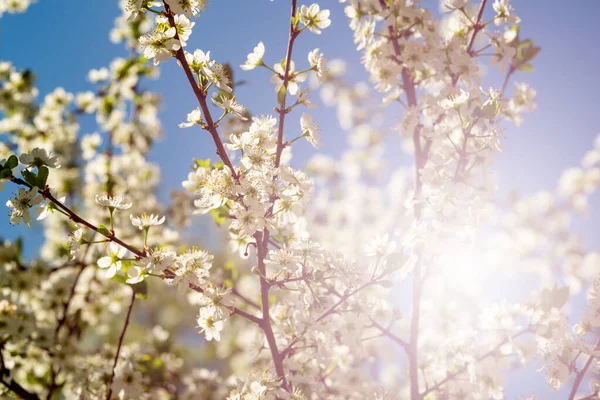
left=0, top=378, right=39, bottom=400
left=54, top=263, right=87, bottom=337
left=278, top=272, right=390, bottom=362
left=465, top=0, right=488, bottom=55
left=421, top=328, right=532, bottom=397
left=577, top=392, right=600, bottom=400
left=0, top=347, right=40, bottom=400
left=500, top=65, right=516, bottom=95
left=106, top=289, right=136, bottom=400
left=268, top=239, right=282, bottom=250
left=268, top=272, right=312, bottom=289
left=163, top=271, right=263, bottom=326
left=255, top=231, right=287, bottom=389
left=383, top=16, right=425, bottom=399
left=232, top=288, right=261, bottom=310
left=231, top=307, right=263, bottom=326
left=368, top=317, right=410, bottom=352
left=454, top=61, right=514, bottom=182
left=10, top=177, right=145, bottom=258
left=162, top=1, right=237, bottom=177
left=274, top=0, right=299, bottom=169
left=48, top=259, right=91, bottom=398
left=280, top=335, right=303, bottom=360
left=568, top=338, right=600, bottom=400
left=241, top=0, right=300, bottom=391
left=316, top=274, right=385, bottom=322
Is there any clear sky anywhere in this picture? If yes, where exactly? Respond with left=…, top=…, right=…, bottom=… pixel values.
left=2, top=1, right=600, bottom=200
left=1, top=1, right=600, bottom=397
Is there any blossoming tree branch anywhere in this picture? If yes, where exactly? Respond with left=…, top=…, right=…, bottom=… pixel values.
left=1, top=0, right=599, bottom=399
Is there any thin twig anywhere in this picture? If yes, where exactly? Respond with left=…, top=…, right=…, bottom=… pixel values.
left=568, top=338, right=600, bottom=400
left=255, top=231, right=288, bottom=389
left=316, top=274, right=385, bottom=322
left=248, top=0, right=299, bottom=391
left=162, top=1, right=237, bottom=177
left=231, top=307, right=263, bottom=326
left=232, top=288, right=261, bottom=310
left=274, top=0, right=299, bottom=169
left=54, top=263, right=87, bottom=337
left=465, top=0, right=489, bottom=55
left=384, top=16, right=425, bottom=400
left=368, top=317, right=410, bottom=351
left=10, top=177, right=145, bottom=258
left=106, top=289, right=136, bottom=400
left=0, top=347, right=40, bottom=400
left=576, top=392, right=600, bottom=400
left=421, top=328, right=532, bottom=397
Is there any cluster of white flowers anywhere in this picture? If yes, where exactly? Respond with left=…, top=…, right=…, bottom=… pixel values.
left=3, top=1, right=600, bottom=399
left=180, top=112, right=314, bottom=245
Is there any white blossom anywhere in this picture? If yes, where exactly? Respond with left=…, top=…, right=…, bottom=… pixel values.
left=240, top=42, right=265, bottom=71
left=95, top=194, right=132, bottom=210
left=130, top=213, right=165, bottom=229
left=6, top=187, right=43, bottom=226
left=97, top=242, right=127, bottom=278
left=19, top=148, right=60, bottom=168
left=300, top=3, right=331, bottom=34
left=179, top=108, right=203, bottom=128
left=300, top=113, right=322, bottom=148
left=139, top=27, right=181, bottom=66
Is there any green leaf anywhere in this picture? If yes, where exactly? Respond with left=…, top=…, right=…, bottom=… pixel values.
left=110, top=274, right=128, bottom=285
left=22, top=169, right=38, bottom=188
left=133, top=280, right=149, bottom=300
left=134, top=290, right=148, bottom=300
left=21, top=69, right=35, bottom=86
left=15, top=237, right=23, bottom=256
left=540, top=285, right=570, bottom=312
left=222, top=63, right=234, bottom=92
left=378, top=280, right=394, bottom=289
left=37, top=166, right=49, bottom=188
left=5, top=155, right=18, bottom=170
left=194, top=158, right=211, bottom=169
left=522, top=46, right=540, bottom=63
left=268, top=294, right=277, bottom=306
left=517, top=63, right=534, bottom=72
left=121, top=259, right=134, bottom=271
left=151, top=357, right=164, bottom=369
left=117, top=58, right=136, bottom=80
left=102, top=97, right=114, bottom=115
left=554, top=286, right=570, bottom=309
left=291, top=10, right=300, bottom=29
left=517, top=39, right=533, bottom=50
left=0, top=168, right=12, bottom=179
left=517, top=40, right=541, bottom=66
left=223, top=260, right=238, bottom=287
left=277, top=85, right=287, bottom=107
left=98, top=224, right=111, bottom=236
left=209, top=205, right=229, bottom=227
left=140, top=354, right=152, bottom=363
left=217, top=88, right=234, bottom=100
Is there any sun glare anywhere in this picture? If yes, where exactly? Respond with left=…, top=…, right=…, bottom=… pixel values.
left=435, top=247, right=497, bottom=299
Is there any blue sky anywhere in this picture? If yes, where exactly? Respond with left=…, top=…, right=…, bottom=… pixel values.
left=2, top=1, right=600, bottom=200
left=2, top=1, right=600, bottom=397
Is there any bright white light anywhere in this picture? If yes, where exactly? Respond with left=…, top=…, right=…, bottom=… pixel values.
left=435, top=247, right=496, bottom=298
